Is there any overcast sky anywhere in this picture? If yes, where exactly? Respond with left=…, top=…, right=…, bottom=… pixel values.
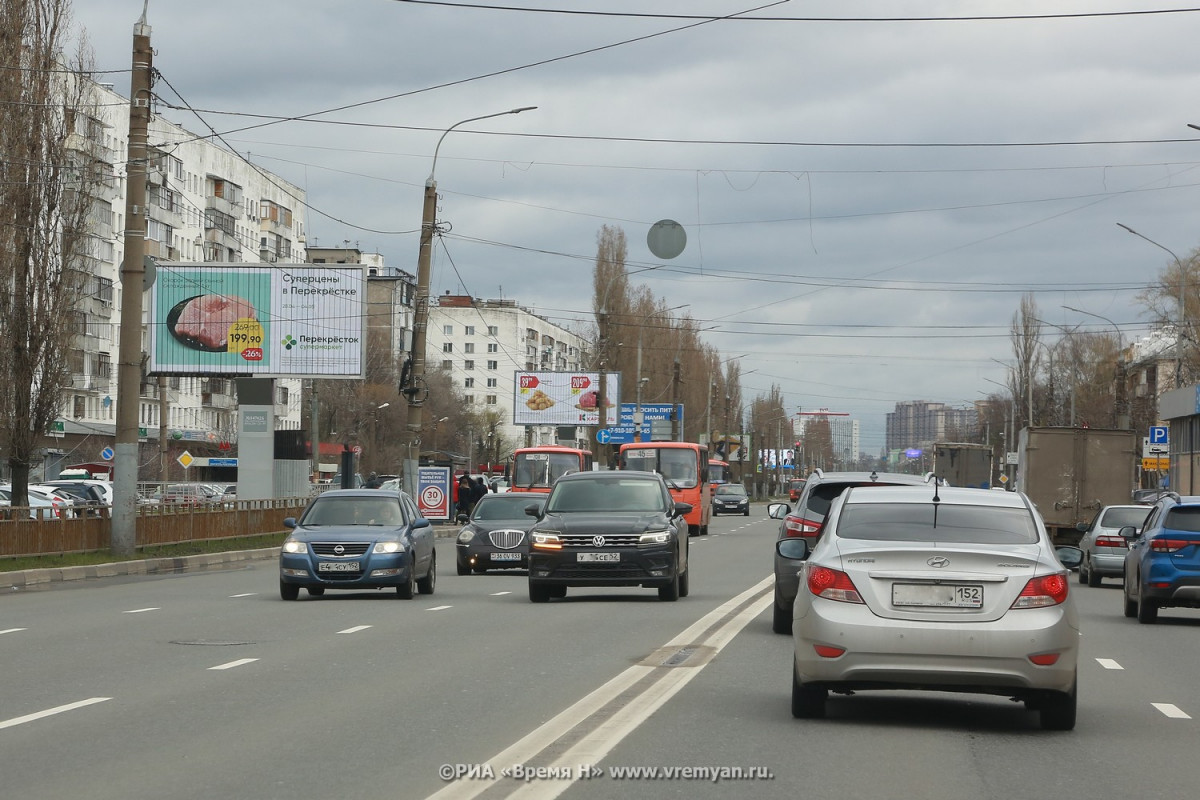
left=69, top=0, right=1200, bottom=452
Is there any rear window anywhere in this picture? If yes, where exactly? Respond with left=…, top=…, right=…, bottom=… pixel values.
left=1164, top=506, right=1200, bottom=533
left=805, top=482, right=909, bottom=518
left=835, top=502, right=1039, bottom=544
left=1099, top=506, right=1150, bottom=530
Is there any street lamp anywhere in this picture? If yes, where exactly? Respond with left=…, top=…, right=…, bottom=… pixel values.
left=1063, top=305, right=1128, bottom=428
left=404, top=106, right=537, bottom=492
left=1117, top=222, right=1187, bottom=386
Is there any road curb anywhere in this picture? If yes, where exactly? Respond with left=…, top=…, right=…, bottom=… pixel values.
left=1, top=525, right=462, bottom=590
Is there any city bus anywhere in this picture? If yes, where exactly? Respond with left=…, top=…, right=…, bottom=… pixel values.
left=708, top=458, right=731, bottom=490
left=509, top=445, right=594, bottom=494
left=619, top=441, right=711, bottom=536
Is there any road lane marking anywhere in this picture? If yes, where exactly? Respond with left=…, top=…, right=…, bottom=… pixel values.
left=491, top=591, right=512, bottom=596
left=337, top=625, right=372, bottom=634
left=425, top=575, right=774, bottom=800
left=229, top=593, right=257, bottom=598
left=0, top=628, right=27, bottom=635
left=1096, top=658, right=1123, bottom=670
left=1153, top=703, right=1191, bottom=719
left=0, top=697, right=111, bottom=730
left=208, top=658, right=259, bottom=671
left=427, top=605, right=452, bottom=611
left=123, top=608, right=159, bottom=614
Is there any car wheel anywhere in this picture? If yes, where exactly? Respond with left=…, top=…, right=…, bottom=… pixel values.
left=1123, top=582, right=1138, bottom=618
left=1137, top=583, right=1158, bottom=624
left=679, top=567, right=690, bottom=598
left=307, top=586, right=325, bottom=597
left=417, top=551, right=436, bottom=595
left=1077, top=559, right=1088, bottom=585
left=658, top=568, right=680, bottom=601
left=772, top=589, right=793, bottom=635
left=397, top=564, right=416, bottom=599
left=1039, top=683, right=1077, bottom=731
left=457, top=560, right=470, bottom=576
left=279, top=581, right=300, bottom=601
left=529, top=582, right=551, bottom=603
left=743, top=508, right=750, bottom=516
left=1086, top=561, right=1102, bottom=587
left=791, top=666, right=826, bottom=719
left=550, top=586, right=567, bottom=599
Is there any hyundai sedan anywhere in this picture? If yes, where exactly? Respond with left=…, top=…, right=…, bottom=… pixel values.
left=279, top=489, right=436, bottom=600
left=780, top=484, right=1082, bottom=730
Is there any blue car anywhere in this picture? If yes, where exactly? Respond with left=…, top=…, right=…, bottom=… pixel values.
left=279, top=489, right=436, bottom=600
left=1122, top=493, right=1200, bottom=623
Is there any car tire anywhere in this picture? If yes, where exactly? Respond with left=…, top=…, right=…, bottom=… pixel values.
left=307, top=586, right=325, bottom=597
left=457, top=560, right=470, bottom=576
left=1137, top=583, right=1158, bottom=624
left=658, top=568, right=680, bottom=601
left=1039, top=683, right=1077, bottom=731
left=529, top=582, right=551, bottom=603
left=743, top=508, right=750, bottom=516
left=397, top=564, right=416, bottom=599
left=1123, top=583, right=1138, bottom=618
left=791, top=666, right=827, bottom=719
left=550, top=585, right=567, bottom=599
left=1086, top=562, right=1102, bottom=588
left=772, top=589, right=793, bottom=635
left=279, top=581, right=300, bottom=601
left=417, top=551, right=436, bottom=595
left=1077, top=560, right=1088, bottom=585
left=679, top=567, right=690, bottom=598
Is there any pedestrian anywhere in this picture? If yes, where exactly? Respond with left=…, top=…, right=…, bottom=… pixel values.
left=456, top=474, right=476, bottom=517
left=364, top=471, right=382, bottom=489
left=471, top=476, right=488, bottom=507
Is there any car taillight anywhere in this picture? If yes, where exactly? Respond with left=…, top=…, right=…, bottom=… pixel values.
left=807, top=566, right=863, bottom=603
left=784, top=517, right=822, bottom=538
left=1095, top=536, right=1126, bottom=548
left=1011, top=573, right=1069, bottom=608
left=1151, top=538, right=1193, bottom=553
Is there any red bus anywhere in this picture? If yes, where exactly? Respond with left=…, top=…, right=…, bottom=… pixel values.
left=619, top=442, right=711, bottom=536
left=509, top=445, right=594, bottom=494
left=708, top=458, right=731, bottom=490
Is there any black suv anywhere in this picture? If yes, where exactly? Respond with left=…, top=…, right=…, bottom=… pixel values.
left=525, top=470, right=691, bottom=603
left=767, top=468, right=938, bottom=633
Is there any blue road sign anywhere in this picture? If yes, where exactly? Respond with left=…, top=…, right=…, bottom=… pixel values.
left=1150, top=426, right=1169, bottom=445
left=596, top=429, right=612, bottom=444
left=100, top=447, right=114, bottom=461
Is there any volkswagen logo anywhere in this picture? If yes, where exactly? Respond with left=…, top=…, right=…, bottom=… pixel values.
left=592, top=535, right=606, bottom=548
left=927, top=556, right=949, bottom=568
left=334, top=544, right=345, bottom=556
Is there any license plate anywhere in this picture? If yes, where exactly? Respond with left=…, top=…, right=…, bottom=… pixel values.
left=577, top=552, right=620, bottom=563
left=892, top=583, right=983, bottom=608
left=491, top=552, right=522, bottom=561
left=318, top=561, right=360, bottom=572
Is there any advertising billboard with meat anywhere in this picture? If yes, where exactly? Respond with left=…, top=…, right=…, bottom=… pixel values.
left=512, top=371, right=621, bottom=426
left=149, top=264, right=365, bottom=377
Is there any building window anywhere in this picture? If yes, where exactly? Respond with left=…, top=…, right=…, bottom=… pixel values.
left=487, top=343, right=498, bottom=353
left=464, top=395, right=475, bottom=405
left=487, top=360, right=498, bottom=370
left=441, top=360, right=452, bottom=370
left=443, top=342, right=453, bottom=353
left=464, top=378, right=475, bottom=388
left=443, top=325, right=453, bottom=335
left=486, top=395, right=497, bottom=405
left=465, top=325, right=475, bottom=336
left=488, top=326, right=498, bottom=336
left=464, top=360, right=475, bottom=370
left=463, top=343, right=475, bottom=354
left=95, top=352, right=112, bottom=378
left=487, top=378, right=497, bottom=388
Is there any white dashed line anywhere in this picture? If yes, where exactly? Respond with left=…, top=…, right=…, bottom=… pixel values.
left=1095, top=658, right=1124, bottom=670
left=490, top=592, right=512, bottom=596
left=208, top=658, right=259, bottom=671
left=229, top=593, right=257, bottom=598
left=427, top=605, right=452, bottom=611
left=1153, top=703, right=1191, bottom=719
left=123, top=608, right=159, bottom=614
left=0, top=628, right=27, bottom=635
left=337, top=625, right=372, bottom=634
left=0, top=697, right=111, bottom=730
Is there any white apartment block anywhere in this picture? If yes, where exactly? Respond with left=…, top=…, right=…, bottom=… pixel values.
left=426, top=295, right=589, bottom=451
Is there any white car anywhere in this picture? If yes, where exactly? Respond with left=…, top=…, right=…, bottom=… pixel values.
left=777, top=485, right=1083, bottom=730
left=0, top=485, right=74, bottom=519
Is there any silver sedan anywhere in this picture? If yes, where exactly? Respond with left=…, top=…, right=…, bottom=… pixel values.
left=1076, top=504, right=1150, bottom=586
left=781, top=485, right=1082, bottom=730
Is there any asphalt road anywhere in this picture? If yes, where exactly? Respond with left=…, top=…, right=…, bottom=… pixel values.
left=2, top=510, right=1198, bottom=800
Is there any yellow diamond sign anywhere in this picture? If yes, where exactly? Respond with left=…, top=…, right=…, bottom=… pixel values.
left=177, top=450, right=194, bottom=469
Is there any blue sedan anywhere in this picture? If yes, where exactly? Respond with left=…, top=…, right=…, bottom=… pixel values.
left=278, top=489, right=436, bottom=600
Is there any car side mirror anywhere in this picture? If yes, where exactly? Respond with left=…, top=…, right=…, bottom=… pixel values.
left=525, top=503, right=542, bottom=518
left=456, top=513, right=468, bottom=523
left=1055, top=545, right=1083, bottom=571
left=283, top=517, right=297, bottom=529
left=1075, top=521, right=1089, bottom=533
left=1118, top=525, right=1138, bottom=539
left=673, top=501, right=694, bottom=518
left=776, top=538, right=809, bottom=561
left=767, top=502, right=791, bottom=519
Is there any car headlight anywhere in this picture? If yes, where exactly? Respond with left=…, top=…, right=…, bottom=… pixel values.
left=281, top=538, right=307, bottom=554
left=639, top=529, right=672, bottom=546
left=457, top=529, right=476, bottom=543
left=373, top=541, right=404, bottom=554
left=530, top=530, right=563, bottom=550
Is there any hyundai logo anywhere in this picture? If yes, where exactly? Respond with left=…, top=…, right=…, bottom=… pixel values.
left=927, top=556, right=949, bottom=568
left=334, top=544, right=345, bottom=555
left=592, top=536, right=606, bottom=548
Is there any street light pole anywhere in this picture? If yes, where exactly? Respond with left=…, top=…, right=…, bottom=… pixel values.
left=1117, top=222, right=1187, bottom=387
left=404, top=107, right=536, bottom=494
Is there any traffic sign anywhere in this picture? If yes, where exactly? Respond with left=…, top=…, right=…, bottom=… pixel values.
left=177, top=450, right=194, bottom=469
left=1150, top=426, right=1169, bottom=445
left=100, top=447, right=114, bottom=461
left=1142, top=457, right=1169, bottom=471
left=596, top=429, right=612, bottom=444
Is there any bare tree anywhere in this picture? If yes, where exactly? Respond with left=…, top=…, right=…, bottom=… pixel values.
left=0, top=0, right=97, bottom=504
left=1135, top=245, right=1200, bottom=385
left=1010, top=294, right=1041, bottom=430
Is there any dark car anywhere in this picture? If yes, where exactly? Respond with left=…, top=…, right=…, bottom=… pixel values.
left=278, top=489, right=436, bottom=600
left=712, top=483, right=750, bottom=516
left=456, top=493, right=543, bottom=574
left=39, top=480, right=107, bottom=517
left=1122, top=493, right=1200, bottom=623
left=526, top=470, right=691, bottom=603
left=768, top=468, right=939, bottom=634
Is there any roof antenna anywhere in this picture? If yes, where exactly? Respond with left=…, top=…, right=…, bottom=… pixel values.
left=932, top=477, right=941, bottom=504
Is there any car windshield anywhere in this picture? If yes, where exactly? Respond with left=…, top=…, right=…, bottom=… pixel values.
left=715, top=485, right=747, bottom=498
left=513, top=452, right=580, bottom=488
left=547, top=479, right=665, bottom=513
left=623, top=448, right=699, bottom=489
left=836, top=502, right=1039, bottom=544
left=472, top=495, right=533, bottom=520
left=1099, top=506, right=1150, bottom=529
left=1164, top=506, right=1200, bottom=533
left=302, top=497, right=405, bottom=526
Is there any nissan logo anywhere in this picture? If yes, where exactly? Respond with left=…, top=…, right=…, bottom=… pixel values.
left=592, top=536, right=606, bottom=548
left=927, top=556, right=949, bottom=568
left=334, top=544, right=345, bottom=555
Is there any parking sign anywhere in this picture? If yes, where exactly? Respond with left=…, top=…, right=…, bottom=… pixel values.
left=1150, top=426, right=1169, bottom=445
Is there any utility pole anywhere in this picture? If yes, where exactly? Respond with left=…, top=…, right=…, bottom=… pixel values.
left=597, top=308, right=609, bottom=467
left=671, top=359, right=681, bottom=441
left=112, top=12, right=153, bottom=557
left=310, top=382, right=320, bottom=482
left=157, top=375, right=168, bottom=483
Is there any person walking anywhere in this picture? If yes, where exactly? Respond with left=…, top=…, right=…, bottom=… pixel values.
left=456, top=474, right=476, bottom=517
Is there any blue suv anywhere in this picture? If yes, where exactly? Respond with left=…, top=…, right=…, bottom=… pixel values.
left=1122, top=493, right=1200, bottom=624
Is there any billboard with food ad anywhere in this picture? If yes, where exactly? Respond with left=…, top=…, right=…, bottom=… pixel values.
left=513, top=371, right=621, bottom=426
left=148, top=264, right=365, bottom=377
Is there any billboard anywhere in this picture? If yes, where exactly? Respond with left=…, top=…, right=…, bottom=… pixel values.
left=513, top=371, right=621, bottom=426
left=148, top=264, right=365, bottom=377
